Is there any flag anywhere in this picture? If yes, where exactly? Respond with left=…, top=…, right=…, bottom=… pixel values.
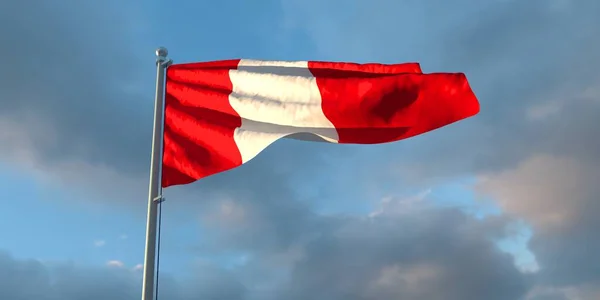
left=162, top=59, right=479, bottom=187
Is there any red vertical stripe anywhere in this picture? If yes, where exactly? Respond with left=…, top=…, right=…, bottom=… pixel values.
left=309, top=62, right=479, bottom=144
left=162, top=59, right=242, bottom=188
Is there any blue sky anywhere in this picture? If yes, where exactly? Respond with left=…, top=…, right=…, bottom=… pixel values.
left=1, top=0, right=599, bottom=299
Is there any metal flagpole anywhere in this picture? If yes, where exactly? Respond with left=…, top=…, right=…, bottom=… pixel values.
left=141, top=47, right=172, bottom=300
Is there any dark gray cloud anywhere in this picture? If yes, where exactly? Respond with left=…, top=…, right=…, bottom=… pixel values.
left=211, top=0, right=600, bottom=298
left=277, top=203, right=530, bottom=300
left=478, top=154, right=600, bottom=294
left=0, top=0, right=153, bottom=178
left=2, top=0, right=597, bottom=189
left=429, top=1, right=600, bottom=298
left=0, top=251, right=139, bottom=300
left=427, top=0, right=600, bottom=174
left=0, top=195, right=532, bottom=300
left=280, top=0, right=600, bottom=177
left=0, top=251, right=247, bottom=300
left=436, top=1, right=600, bottom=297
left=0, top=0, right=342, bottom=206
left=2, top=0, right=600, bottom=299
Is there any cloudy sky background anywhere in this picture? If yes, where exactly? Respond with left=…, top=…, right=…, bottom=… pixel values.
left=1, top=0, right=599, bottom=299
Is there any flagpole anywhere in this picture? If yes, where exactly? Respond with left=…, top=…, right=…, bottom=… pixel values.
left=141, top=47, right=172, bottom=300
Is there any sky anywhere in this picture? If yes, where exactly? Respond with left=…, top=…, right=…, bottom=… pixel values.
left=0, top=0, right=599, bottom=299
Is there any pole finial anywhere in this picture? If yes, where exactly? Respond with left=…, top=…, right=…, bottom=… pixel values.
left=156, top=47, right=168, bottom=60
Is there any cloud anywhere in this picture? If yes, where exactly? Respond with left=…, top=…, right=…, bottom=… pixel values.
left=106, top=260, right=125, bottom=268
left=477, top=155, right=599, bottom=231
left=277, top=0, right=600, bottom=177
left=270, top=196, right=530, bottom=300
left=0, top=251, right=140, bottom=300
left=526, top=284, right=600, bottom=300
left=0, top=0, right=333, bottom=205
left=173, top=191, right=532, bottom=300
left=275, top=0, right=600, bottom=298
left=0, top=191, right=531, bottom=300
left=477, top=154, right=600, bottom=292
left=93, top=240, right=106, bottom=247
left=0, top=251, right=246, bottom=300
left=2, top=0, right=598, bottom=199
left=0, top=0, right=152, bottom=200
left=2, top=0, right=600, bottom=299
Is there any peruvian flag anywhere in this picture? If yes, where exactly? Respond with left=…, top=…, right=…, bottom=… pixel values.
left=162, top=59, right=479, bottom=187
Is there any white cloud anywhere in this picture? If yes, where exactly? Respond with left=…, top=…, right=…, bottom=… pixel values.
left=368, top=189, right=432, bottom=218
left=93, top=240, right=106, bottom=247
left=106, top=260, right=124, bottom=268
left=370, top=263, right=441, bottom=291
left=526, top=100, right=563, bottom=120
left=476, top=154, right=597, bottom=230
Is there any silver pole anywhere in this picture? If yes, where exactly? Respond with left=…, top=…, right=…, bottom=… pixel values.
left=141, top=47, right=172, bottom=300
